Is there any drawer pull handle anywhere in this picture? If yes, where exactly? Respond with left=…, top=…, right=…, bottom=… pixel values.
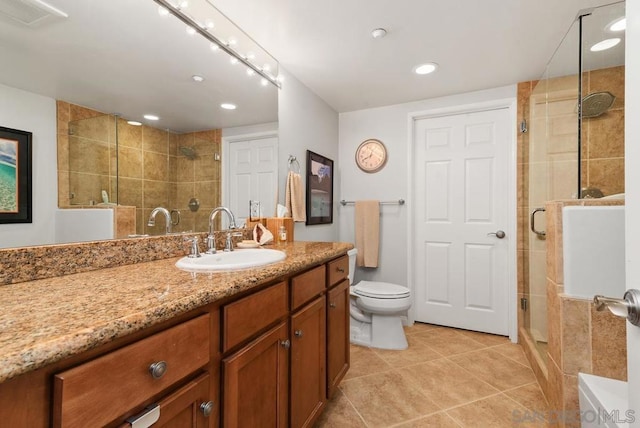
left=329, top=302, right=337, bottom=309
left=200, top=401, right=214, bottom=417
left=336, top=267, right=345, bottom=273
left=127, top=404, right=160, bottom=428
left=280, top=339, right=291, bottom=349
left=294, top=329, right=303, bottom=338
left=148, top=361, right=168, bottom=379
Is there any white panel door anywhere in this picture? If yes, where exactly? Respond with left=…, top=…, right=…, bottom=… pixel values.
left=413, top=108, right=510, bottom=335
left=228, top=137, right=278, bottom=226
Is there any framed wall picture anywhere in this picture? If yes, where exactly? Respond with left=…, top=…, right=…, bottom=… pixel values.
left=0, top=126, right=32, bottom=224
left=305, top=150, right=333, bottom=225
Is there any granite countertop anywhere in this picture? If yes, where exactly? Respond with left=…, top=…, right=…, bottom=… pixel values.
left=0, top=241, right=352, bottom=384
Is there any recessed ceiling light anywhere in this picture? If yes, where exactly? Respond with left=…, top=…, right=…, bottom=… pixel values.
left=608, top=17, right=626, bottom=32
left=261, top=78, right=269, bottom=86
left=144, top=114, right=160, bottom=121
left=371, top=28, right=387, bottom=39
left=192, top=75, right=204, bottom=82
left=414, top=63, right=438, bottom=75
left=127, top=121, right=142, bottom=126
left=210, top=43, right=219, bottom=52
left=590, top=38, right=621, bottom=52
left=220, top=103, right=236, bottom=110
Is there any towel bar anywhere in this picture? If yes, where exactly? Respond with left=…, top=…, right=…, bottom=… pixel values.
left=340, top=199, right=405, bottom=206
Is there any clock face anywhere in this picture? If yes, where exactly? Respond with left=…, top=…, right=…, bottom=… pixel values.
left=355, top=139, right=387, bottom=173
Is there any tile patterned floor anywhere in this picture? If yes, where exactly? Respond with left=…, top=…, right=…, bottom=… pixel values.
left=316, top=323, right=550, bottom=427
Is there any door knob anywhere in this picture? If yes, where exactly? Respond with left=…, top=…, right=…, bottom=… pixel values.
left=487, top=230, right=506, bottom=239
left=594, top=289, right=640, bottom=326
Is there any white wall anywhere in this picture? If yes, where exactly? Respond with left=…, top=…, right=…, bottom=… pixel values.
left=278, top=68, right=340, bottom=241
left=338, top=85, right=517, bottom=286
left=625, top=0, right=640, bottom=417
left=0, top=84, right=57, bottom=249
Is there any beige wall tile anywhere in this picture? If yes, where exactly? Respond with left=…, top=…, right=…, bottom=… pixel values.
left=117, top=119, right=142, bottom=149
left=118, top=146, right=143, bottom=179
left=69, top=103, right=103, bottom=121
left=56, top=100, right=70, bottom=136
left=560, top=298, right=591, bottom=375
left=194, top=155, right=220, bottom=181
left=142, top=126, right=169, bottom=154
left=57, top=134, right=69, bottom=172
left=195, top=181, right=219, bottom=209
left=58, top=171, right=70, bottom=207
left=69, top=172, right=109, bottom=206
left=176, top=156, right=195, bottom=182
left=70, top=114, right=111, bottom=142
left=586, top=109, right=625, bottom=159
left=589, top=66, right=624, bottom=110
left=590, top=306, right=627, bottom=381
left=168, top=132, right=178, bottom=156
left=114, top=206, right=136, bottom=238
left=142, top=180, right=169, bottom=209
left=588, top=158, right=625, bottom=196
left=547, top=358, right=563, bottom=415
left=547, top=280, right=562, bottom=367
left=69, top=137, right=110, bottom=175
left=143, top=151, right=169, bottom=181
left=117, top=178, right=143, bottom=207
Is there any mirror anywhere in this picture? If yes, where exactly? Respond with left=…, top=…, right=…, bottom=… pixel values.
left=0, top=0, right=278, bottom=247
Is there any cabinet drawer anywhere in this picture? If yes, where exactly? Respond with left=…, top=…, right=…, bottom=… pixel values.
left=53, top=314, right=211, bottom=428
left=327, top=255, right=348, bottom=288
left=223, top=281, right=288, bottom=352
left=291, top=265, right=326, bottom=311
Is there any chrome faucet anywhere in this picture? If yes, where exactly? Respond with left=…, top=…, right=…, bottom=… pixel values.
left=147, top=207, right=172, bottom=234
left=206, top=207, right=237, bottom=254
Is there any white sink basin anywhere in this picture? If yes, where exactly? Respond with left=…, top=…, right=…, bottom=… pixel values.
left=175, top=248, right=286, bottom=272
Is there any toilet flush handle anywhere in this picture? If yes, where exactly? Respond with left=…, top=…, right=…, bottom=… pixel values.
left=593, top=289, right=640, bottom=326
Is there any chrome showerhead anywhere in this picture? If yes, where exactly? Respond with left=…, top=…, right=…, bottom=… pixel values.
left=581, top=92, right=615, bottom=118
left=179, top=146, right=197, bottom=160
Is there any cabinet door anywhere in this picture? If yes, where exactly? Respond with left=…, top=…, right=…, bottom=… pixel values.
left=291, top=296, right=326, bottom=428
left=223, top=322, right=289, bottom=428
left=117, top=373, right=213, bottom=428
left=327, top=279, right=350, bottom=398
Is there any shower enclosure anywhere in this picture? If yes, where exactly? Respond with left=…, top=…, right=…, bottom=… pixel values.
left=64, top=111, right=222, bottom=235
left=522, top=1, right=626, bottom=362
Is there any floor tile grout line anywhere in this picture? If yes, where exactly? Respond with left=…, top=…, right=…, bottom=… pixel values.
left=336, top=385, right=372, bottom=428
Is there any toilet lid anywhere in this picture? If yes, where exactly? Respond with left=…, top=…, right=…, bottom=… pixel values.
left=353, top=281, right=410, bottom=299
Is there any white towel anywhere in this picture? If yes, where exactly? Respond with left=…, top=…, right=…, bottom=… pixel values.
left=285, top=171, right=306, bottom=222
left=355, top=200, right=380, bottom=268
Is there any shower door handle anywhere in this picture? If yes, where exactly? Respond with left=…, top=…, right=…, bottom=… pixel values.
left=530, top=208, right=546, bottom=237
left=487, top=230, right=506, bottom=239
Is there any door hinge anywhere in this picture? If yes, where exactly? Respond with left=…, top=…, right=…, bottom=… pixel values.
left=520, top=297, right=528, bottom=311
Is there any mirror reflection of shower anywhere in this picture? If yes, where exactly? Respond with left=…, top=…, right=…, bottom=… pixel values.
left=179, top=146, right=197, bottom=160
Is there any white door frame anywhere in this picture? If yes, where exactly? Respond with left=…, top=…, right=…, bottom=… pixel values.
left=222, top=131, right=279, bottom=210
left=407, top=98, right=518, bottom=342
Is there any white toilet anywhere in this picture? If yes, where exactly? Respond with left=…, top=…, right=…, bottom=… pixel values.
left=347, top=248, right=411, bottom=350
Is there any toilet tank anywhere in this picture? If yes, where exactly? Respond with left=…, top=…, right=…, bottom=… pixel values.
left=347, top=248, right=358, bottom=285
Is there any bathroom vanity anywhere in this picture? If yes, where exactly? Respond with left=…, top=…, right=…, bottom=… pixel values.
left=0, top=241, right=351, bottom=428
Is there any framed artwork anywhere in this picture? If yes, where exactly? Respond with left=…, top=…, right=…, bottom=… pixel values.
left=305, top=150, right=333, bottom=225
left=0, top=126, right=32, bottom=223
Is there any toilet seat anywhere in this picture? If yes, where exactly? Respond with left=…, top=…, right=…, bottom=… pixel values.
left=353, top=281, right=410, bottom=299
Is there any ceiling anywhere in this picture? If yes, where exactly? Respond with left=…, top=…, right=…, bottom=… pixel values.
left=0, top=0, right=278, bottom=132
left=210, top=0, right=622, bottom=112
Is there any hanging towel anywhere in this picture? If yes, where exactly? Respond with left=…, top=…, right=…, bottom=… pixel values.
left=355, top=200, right=380, bottom=268
left=285, top=171, right=306, bottom=222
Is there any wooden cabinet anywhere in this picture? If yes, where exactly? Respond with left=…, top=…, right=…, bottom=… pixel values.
left=53, top=315, right=211, bottom=428
left=222, top=322, right=289, bottom=428
left=291, top=297, right=326, bottom=428
left=327, top=279, right=350, bottom=398
left=121, top=373, right=212, bottom=428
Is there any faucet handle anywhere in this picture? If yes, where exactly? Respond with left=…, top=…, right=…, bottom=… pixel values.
left=183, top=236, right=201, bottom=258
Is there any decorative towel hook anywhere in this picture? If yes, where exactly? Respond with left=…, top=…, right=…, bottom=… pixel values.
left=288, top=155, right=301, bottom=173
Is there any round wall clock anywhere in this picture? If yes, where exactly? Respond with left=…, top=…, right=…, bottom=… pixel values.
left=355, top=139, right=388, bottom=173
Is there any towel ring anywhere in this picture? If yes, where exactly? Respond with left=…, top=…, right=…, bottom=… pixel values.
left=288, top=155, right=301, bottom=173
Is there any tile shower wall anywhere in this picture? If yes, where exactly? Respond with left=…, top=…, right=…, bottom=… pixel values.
left=57, top=102, right=221, bottom=235
left=516, top=66, right=625, bottom=409
left=545, top=199, right=626, bottom=427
